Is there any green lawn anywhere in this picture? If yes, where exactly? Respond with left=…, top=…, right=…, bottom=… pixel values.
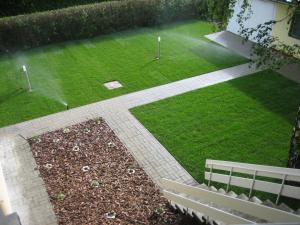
left=131, top=70, right=300, bottom=184
left=0, top=20, right=246, bottom=127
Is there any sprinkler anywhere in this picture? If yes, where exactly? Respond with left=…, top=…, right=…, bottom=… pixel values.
left=61, top=101, right=69, bottom=110
left=22, top=65, right=32, bottom=92
left=156, top=36, right=161, bottom=60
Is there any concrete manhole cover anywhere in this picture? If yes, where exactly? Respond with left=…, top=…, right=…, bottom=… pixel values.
left=104, top=81, right=123, bottom=90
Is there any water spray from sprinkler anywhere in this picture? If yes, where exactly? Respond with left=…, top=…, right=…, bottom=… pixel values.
left=61, top=101, right=69, bottom=110
left=22, top=65, right=32, bottom=92
left=156, top=36, right=161, bottom=60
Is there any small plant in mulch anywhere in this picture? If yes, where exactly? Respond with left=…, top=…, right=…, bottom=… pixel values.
left=95, top=117, right=103, bottom=125
left=56, top=192, right=66, bottom=201
left=33, top=136, right=41, bottom=143
left=107, top=141, right=116, bottom=148
left=63, top=128, right=70, bottom=134
left=83, top=128, right=91, bottom=134
left=105, top=210, right=116, bottom=219
left=154, top=207, right=165, bottom=216
left=53, top=138, right=60, bottom=143
left=90, top=179, right=100, bottom=189
left=149, top=207, right=167, bottom=224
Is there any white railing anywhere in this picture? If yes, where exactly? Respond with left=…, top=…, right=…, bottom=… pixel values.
left=205, top=160, right=300, bottom=204
left=0, top=163, right=11, bottom=215
left=161, top=178, right=300, bottom=224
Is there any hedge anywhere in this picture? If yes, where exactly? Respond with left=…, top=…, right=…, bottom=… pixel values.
left=0, top=0, right=116, bottom=17
left=0, top=0, right=200, bottom=53
left=198, top=0, right=234, bottom=29
left=0, top=0, right=116, bottom=18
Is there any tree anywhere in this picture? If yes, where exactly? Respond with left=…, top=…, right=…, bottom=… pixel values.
left=288, top=107, right=300, bottom=169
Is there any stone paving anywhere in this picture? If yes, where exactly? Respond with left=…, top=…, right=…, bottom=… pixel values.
left=0, top=62, right=260, bottom=225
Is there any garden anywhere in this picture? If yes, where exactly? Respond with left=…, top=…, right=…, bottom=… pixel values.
left=1, top=0, right=300, bottom=224
left=0, top=20, right=246, bottom=127
left=29, top=118, right=196, bottom=224
left=131, top=70, right=300, bottom=205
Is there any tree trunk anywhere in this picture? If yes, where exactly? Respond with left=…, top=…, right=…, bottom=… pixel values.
left=288, top=107, right=300, bottom=169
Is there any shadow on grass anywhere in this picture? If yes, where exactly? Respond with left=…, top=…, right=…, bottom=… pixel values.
left=190, top=42, right=247, bottom=67
left=0, top=88, right=25, bottom=105
left=228, top=70, right=300, bottom=125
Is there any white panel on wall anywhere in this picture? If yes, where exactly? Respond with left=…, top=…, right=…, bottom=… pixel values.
left=227, top=0, right=277, bottom=42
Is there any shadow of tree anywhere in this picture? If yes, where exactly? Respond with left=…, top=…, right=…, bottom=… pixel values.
left=228, top=70, right=300, bottom=124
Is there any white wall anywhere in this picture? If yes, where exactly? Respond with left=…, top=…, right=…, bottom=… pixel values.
left=227, top=0, right=277, bottom=42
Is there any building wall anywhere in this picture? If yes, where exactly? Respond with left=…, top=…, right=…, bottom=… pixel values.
left=272, top=3, right=300, bottom=46
left=227, top=0, right=277, bottom=42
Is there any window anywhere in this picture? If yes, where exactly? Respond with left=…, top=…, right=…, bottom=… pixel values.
left=289, top=12, right=300, bottom=40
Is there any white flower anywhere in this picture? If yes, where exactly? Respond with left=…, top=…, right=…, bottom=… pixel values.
left=44, top=163, right=53, bottom=169
left=72, top=145, right=80, bottom=152
left=82, top=166, right=90, bottom=172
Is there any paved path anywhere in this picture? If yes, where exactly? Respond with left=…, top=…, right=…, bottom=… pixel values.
left=205, top=31, right=254, bottom=59
left=0, top=63, right=259, bottom=225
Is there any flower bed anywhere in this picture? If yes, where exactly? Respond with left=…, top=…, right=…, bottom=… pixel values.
left=29, top=118, right=184, bottom=224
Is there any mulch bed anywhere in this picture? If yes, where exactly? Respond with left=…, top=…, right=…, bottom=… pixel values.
left=29, top=118, right=184, bottom=225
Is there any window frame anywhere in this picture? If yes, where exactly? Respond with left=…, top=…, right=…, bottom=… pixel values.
left=289, top=11, right=300, bottom=40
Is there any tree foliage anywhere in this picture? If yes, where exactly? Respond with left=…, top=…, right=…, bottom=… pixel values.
left=198, top=0, right=236, bottom=29
left=237, top=1, right=300, bottom=69
left=234, top=0, right=300, bottom=169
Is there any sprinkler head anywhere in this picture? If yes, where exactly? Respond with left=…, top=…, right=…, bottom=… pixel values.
left=66, top=104, right=69, bottom=110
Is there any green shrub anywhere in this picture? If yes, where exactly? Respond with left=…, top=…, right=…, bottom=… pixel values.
left=0, top=0, right=200, bottom=53
left=0, top=0, right=115, bottom=17
left=198, top=0, right=234, bottom=29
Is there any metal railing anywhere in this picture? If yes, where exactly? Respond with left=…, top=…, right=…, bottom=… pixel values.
left=205, top=160, right=300, bottom=204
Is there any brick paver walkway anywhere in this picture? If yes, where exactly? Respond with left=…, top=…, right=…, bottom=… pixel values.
left=0, top=63, right=259, bottom=225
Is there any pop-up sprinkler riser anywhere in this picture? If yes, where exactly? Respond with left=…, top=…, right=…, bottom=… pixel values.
left=22, top=65, right=32, bottom=92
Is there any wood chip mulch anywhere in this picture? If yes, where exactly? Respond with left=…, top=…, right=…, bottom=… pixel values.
left=29, top=118, right=185, bottom=225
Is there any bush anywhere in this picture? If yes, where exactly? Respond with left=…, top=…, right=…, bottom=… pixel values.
left=0, top=0, right=200, bottom=53
left=0, top=0, right=115, bottom=17
left=198, top=0, right=234, bottom=29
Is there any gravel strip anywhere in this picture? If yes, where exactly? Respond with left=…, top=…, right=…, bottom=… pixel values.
left=29, top=118, right=184, bottom=225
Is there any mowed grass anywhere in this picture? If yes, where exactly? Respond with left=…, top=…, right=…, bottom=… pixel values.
left=131, top=70, right=300, bottom=184
left=0, top=20, right=247, bottom=127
